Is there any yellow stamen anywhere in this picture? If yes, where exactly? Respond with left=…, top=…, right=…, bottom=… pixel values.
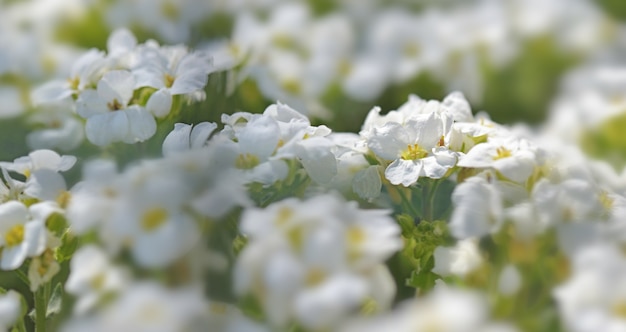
left=164, top=74, right=176, bottom=88
left=235, top=153, right=260, bottom=170
left=305, top=268, right=326, bottom=287
left=4, top=225, right=24, bottom=247
left=56, top=191, right=71, bottom=209
left=401, top=144, right=428, bottom=160
left=141, top=208, right=168, bottom=232
left=493, top=146, right=512, bottom=160
left=107, top=99, right=123, bottom=111
left=275, top=207, right=294, bottom=226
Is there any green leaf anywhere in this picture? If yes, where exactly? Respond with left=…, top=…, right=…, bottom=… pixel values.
left=54, top=232, right=78, bottom=263
left=46, top=283, right=63, bottom=318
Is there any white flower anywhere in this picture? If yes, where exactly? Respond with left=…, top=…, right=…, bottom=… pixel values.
left=457, top=136, right=537, bottom=183
left=77, top=70, right=156, bottom=146
left=367, top=111, right=456, bottom=186
left=162, top=122, right=218, bottom=157
left=432, top=238, right=483, bottom=278
left=340, top=287, right=501, bottom=332
left=65, top=159, right=120, bottom=235
left=62, top=282, right=208, bottom=332
left=498, top=264, right=522, bottom=296
left=554, top=244, right=626, bottom=332
left=449, top=175, right=504, bottom=239
left=235, top=194, right=401, bottom=329
left=109, top=169, right=200, bottom=268
left=0, top=201, right=54, bottom=270
left=65, top=245, right=129, bottom=314
left=134, top=44, right=214, bottom=117
left=31, top=49, right=106, bottom=105
left=26, top=100, right=84, bottom=152
left=1, top=149, right=75, bottom=202
left=0, top=290, right=21, bottom=331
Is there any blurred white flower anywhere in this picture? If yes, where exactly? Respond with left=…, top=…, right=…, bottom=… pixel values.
left=77, top=70, right=156, bottom=146
left=66, top=245, right=129, bottom=314
left=432, top=238, right=483, bottom=278
left=235, top=194, right=401, bottom=329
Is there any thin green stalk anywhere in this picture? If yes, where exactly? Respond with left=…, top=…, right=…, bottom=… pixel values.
left=396, top=186, right=420, bottom=219
left=34, top=285, right=48, bottom=332
left=15, top=269, right=29, bottom=287
left=421, top=181, right=432, bottom=221
left=428, top=179, right=442, bottom=221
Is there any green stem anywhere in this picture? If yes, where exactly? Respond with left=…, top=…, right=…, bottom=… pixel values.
left=422, top=181, right=432, bottom=221
left=396, top=186, right=420, bottom=219
left=34, top=286, right=48, bottom=332
left=15, top=269, right=29, bottom=287
left=428, top=179, right=442, bottom=221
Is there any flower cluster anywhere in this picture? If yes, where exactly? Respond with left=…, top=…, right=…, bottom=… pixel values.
left=0, top=1, right=626, bottom=332
left=31, top=28, right=214, bottom=148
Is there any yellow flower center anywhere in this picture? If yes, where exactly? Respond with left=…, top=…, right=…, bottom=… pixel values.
left=141, top=208, right=168, bottom=232
left=600, top=191, right=614, bottom=210
left=493, top=146, right=512, bottom=160
left=281, top=79, right=302, bottom=95
left=164, top=74, right=176, bottom=88
left=107, top=98, right=123, bottom=111
left=67, top=76, right=80, bottom=91
left=346, top=227, right=365, bottom=246
left=275, top=207, right=294, bottom=227
left=613, top=301, right=626, bottom=318
left=90, top=273, right=106, bottom=289
left=305, top=268, right=326, bottom=287
left=403, top=42, right=420, bottom=57
left=235, top=153, right=260, bottom=170
left=401, top=144, right=428, bottom=160
left=56, top=191, right=71, bottom=209
left=4, top=225, right=24, bottom=247
left=160, top=1, right=180, bottom=20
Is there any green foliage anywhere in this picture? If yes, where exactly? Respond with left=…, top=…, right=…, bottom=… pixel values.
left=581, top=112, right=626, bottom=169
left=397, top=215, right=451, bottom=293
left=479, top=36, right=580, bottom=125
left=54, top=232, right=78, bottom=264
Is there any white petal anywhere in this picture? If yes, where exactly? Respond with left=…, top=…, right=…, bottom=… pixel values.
left=107, top=28, right=137, bottom=56
left=457, top=143, right=495, bottom=168
left=76, top=89, right=108, bottom=118
left=368, top=123, right=409, bottom=161
left=162, top=123, right=193, bottom=156
left=442, top=91, right=473, bottom=122
left=24, top=221, right=46, bottom=257
left=1, top=244, right=28, bottom=270
left=189, top=122, right=217, bottom=149
left=132, top=66, right=166, bottom=90
left=123, top=106, right=156, bottom=143
left=31, top=81, right=72, bottom=105
left=494, top=151, right=535, bottom=183
left=238, top=116, right=280, bottom=159
left=0, top=201, right=28, bottom=231
left=0, top=86, right=25, bottom=118
left=385, top=159, right=421, bottom=187
left=97, top=70, right=135, bottom=106
left=146, top=89, right=172, bottom=118
left=352, top=166, right=382, bottom=200
left=295, top=137, right=337, bottom=184
left=85, top=112, right=130, bottom=146
left=24, top=169, right=66, bottom=201
left=409, top=112, right=443, bottom=149
left=421, top=156, right=449, bottom=179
